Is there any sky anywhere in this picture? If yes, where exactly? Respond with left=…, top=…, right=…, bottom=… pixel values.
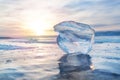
left=0, top=0, right=120, bottom=37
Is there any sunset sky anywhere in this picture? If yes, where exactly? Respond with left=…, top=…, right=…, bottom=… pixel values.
left=0, top=0, right=120, bottom=37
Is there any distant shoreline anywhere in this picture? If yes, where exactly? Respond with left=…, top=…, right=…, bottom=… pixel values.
left=0, top=31, right=120, bottom=39
left=0, top=37, right=12, bottom=39
left=95, top=31, right=120, bottom=36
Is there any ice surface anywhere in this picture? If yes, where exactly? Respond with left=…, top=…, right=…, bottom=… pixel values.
left=0, top=36, right=120, bottom=80
left=0, top=44, right=23, bottom=50
left=54, top=21, right=95, bottom=54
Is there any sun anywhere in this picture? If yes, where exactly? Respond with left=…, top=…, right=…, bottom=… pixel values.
left=22, top=11, right=53, bottom=36
left=25, top=20, right=48, bottom=35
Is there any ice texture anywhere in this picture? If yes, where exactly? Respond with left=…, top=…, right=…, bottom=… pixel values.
left=54, top=21, right=95, bottom=54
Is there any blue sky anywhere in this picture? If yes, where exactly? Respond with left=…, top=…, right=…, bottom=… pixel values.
left=0, top=0, right=120, bottom=36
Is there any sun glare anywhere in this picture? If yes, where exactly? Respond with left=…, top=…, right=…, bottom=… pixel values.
left=22, top=11, right=54, bottom=36
left=25, top=20, right=49, bottom=35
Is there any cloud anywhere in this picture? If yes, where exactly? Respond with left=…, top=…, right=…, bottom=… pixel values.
left=0, top=0, right=120, bottom=36
left=63, top=0, right=120, bottom=26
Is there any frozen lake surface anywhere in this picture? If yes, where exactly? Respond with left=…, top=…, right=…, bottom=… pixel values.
left=0, top=35, right=120, bottom=80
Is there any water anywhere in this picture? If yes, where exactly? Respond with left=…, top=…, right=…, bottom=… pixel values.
left=0, top=35, right=120, bottom=80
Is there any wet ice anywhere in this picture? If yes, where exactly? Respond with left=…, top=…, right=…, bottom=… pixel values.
left=54, top=21, right=95, bottom=54
left=54, top=21, right=95, bottom=74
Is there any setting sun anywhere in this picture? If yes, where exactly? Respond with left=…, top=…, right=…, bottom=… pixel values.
left=25, top=20, right=49, bottom=35
left=22, top=11, right=54, bottom=36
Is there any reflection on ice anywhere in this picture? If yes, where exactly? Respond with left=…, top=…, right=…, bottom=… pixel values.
left=59, top=54, right=92, bottom=74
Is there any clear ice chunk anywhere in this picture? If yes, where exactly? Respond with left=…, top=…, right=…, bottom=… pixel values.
left=54, top=21, right=95, bottom=54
